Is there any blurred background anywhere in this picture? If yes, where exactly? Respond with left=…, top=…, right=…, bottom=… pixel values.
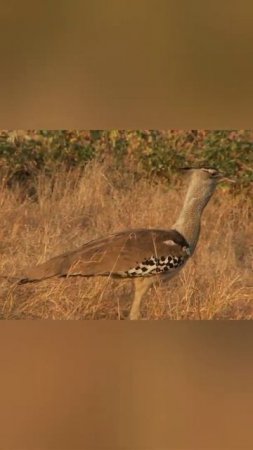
left=1, top=1, right=253, bottom=127
left=1, top=322, right=253, bottom=449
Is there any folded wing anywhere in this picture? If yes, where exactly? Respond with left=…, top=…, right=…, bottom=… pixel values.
left=21, top=228, right=190, bottom=282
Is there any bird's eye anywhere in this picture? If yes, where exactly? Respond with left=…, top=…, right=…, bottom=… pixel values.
left=209, top=170, right=218, bottom=177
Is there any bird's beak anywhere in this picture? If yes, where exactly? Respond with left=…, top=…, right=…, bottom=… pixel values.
left=218, top=175, right=236, bottom=184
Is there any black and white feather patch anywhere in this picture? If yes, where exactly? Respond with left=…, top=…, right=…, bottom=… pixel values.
left=125, top=254, right=185, bottom=277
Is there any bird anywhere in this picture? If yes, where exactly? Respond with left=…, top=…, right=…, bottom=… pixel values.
left=1, top=167, right=234, bottom=319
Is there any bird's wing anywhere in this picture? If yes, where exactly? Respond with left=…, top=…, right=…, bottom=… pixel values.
left=21, top=228, right=190, bottom=282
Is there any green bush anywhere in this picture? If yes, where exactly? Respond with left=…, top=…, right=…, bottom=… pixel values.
left=0, top=130, right=252, bottom=190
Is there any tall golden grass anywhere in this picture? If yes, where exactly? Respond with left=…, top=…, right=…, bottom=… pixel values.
left=0, top=161, right=252, bottom=320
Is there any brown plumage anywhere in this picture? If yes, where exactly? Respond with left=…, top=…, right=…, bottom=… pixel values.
left=20, top=228, right=190, bottom=282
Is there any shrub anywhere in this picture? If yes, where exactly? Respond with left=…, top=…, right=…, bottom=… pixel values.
left=0, top=130, right=252, bottom=190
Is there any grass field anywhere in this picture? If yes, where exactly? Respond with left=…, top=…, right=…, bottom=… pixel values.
left=0, top=161, right=252, bottom=320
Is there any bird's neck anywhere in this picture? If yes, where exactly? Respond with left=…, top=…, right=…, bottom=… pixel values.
left=172, top=182, right=214, bottom=254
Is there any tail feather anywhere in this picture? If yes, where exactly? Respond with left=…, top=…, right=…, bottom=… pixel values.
left=1, top=249, right=103, bottom=285
left=22, top=253, right=73, bottom=281
left=0, top=253, right=73, bottom=284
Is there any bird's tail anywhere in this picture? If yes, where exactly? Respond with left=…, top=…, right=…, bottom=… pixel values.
left=0, top=253, right=76, bottom=285
left=1, top=247, right=99, bottom=284
left=18, top=251, right=75, bottom=283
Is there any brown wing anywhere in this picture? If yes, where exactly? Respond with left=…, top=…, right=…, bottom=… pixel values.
left=21, top=228, right=190, bottom=282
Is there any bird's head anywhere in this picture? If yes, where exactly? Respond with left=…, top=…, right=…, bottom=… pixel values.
left=179, top=166, right=235, bottom=189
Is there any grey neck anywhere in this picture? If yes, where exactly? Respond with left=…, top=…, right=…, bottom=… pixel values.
left=172, top=180, right=215, bottom=254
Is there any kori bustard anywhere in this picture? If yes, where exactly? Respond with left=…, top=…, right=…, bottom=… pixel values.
left=4, top=167, right=233, bottom=319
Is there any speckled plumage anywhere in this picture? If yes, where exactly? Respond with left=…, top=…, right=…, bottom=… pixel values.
left=125, top=254, right=185, bottom=277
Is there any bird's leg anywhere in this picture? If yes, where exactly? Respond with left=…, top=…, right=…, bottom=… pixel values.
left=129, top=277, right=154, bottom=320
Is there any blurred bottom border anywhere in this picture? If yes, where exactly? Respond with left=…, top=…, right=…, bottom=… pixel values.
left=0, top=321, right=252, bottom=450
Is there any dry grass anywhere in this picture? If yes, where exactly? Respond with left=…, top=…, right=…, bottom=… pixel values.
left=0, top=161, right=252, bottom=320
